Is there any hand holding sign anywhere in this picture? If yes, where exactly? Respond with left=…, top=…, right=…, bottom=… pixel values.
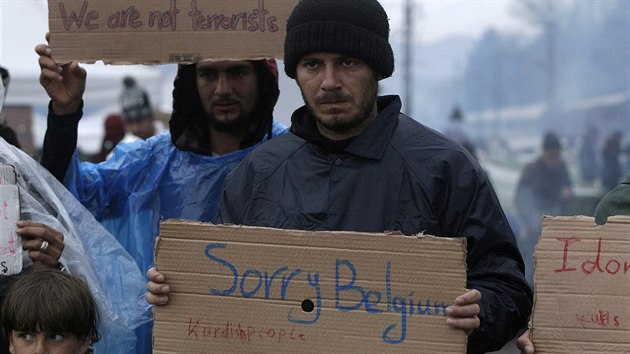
left=17, top=221, right=65, bottom=269
left=146, top=266, right=170, bottom=306
left=445, top=289, right=481, bottom=334
left=36, top=38, right=86, bottom=115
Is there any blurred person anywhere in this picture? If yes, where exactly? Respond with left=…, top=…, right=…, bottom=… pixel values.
left=601, top=131, right=623, bottom=193
left=577, top=125, right=599, bottom=186
left=149, top=1, right=533, bottom=353
left=95, top=114, right=125, bottom=162
left=0, top=66, right=21, bottom=149
left=444, top=104, right=478, bottom=159
left=36, top=39, right=285, bottom=354
left=514, top=132, right=572, bottom=287
left=1, top=269, right=100, bottom=354
left=119, top=76, right=163, bottom=141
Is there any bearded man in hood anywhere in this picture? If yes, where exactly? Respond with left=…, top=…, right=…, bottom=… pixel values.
left=35, top=41, right=285, bottom=354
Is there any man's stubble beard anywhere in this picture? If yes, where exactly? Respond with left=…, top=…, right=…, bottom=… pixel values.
left=205, top=103, right=257, bottom=134
left=301, top=81, right=378, bottom=133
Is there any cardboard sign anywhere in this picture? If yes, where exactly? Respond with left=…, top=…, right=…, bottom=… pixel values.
left=153, top=221, right=468, bottom=353
left=532, top=216, right=630, bottom=353
left=0, top=165, right=21, bottom=276
left=47, top=0, right=298, bottom=64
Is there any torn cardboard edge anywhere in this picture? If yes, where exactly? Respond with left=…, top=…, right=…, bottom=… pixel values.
left=153, top=220, right=468, bottom=353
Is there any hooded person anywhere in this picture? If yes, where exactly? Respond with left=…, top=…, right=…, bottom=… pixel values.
left=35, top=41, right=286, bottom=354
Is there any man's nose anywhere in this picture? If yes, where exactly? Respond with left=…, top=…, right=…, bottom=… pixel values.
left=320, top=66, right=341, bottom=91
left=215, top=73, right=232, bottom=95
left=33, top=336, right=48, bottom=354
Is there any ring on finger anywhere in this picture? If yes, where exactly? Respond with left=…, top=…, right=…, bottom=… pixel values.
left=39, top=240, right=49, bottom=253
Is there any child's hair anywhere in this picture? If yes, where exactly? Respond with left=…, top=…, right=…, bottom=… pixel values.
left=1, top=269, right=100, bottom=345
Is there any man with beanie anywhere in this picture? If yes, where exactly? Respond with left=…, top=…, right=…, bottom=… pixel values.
left=149, top=0, right=532, bottom=352
left=35, top=40, right=285, bottom=354
left=119, top=75, right=163, bottom=141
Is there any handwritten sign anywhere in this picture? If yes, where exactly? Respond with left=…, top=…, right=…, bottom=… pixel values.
left=153, top=221, right=467, bottom=353
left=532, top=216, right=630, bottom=353
left=47, top=0, right=298, bottom=64
left=0, top=165, right=21, bottom=276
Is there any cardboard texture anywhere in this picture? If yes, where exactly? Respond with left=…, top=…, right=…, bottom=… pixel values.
left=47, top=0, right=298, bottom=64
left=532, top=216, right=630, bottom=353
left=153, top=221, right=468, bottom=353
left=0, top=165, right=21, bottom=276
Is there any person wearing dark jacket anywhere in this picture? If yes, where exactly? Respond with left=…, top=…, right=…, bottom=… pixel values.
left=149, top=0, right=532, bottom=353
left=35, top=42, right=285, bottom=354
left=514, top=132, right=572, bottom=287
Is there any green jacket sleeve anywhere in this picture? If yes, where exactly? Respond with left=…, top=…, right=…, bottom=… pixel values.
left=594, top=175, right=630, bottom=224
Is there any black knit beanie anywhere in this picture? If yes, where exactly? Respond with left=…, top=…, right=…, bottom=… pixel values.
left=284, top=0, right=394, bottom=79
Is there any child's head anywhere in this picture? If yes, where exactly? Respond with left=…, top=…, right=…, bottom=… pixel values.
left=1, top=269, right=100, bottom=354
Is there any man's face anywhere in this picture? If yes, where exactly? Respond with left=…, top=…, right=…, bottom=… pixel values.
left=10, top=331, right=90, bottom=354
left=296, top=52, right=379, bottom=139
left=196, top=60, right=259, bottom=132
left=125, top=117, right=154, bottom=140
left=543, top=147, right=561, bottom=165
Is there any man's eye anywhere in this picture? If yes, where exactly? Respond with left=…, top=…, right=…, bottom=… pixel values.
left=230, top=70, right=248, bottom=78
left=341, top=59, right=356, bottom=67
left=50, top=333, right=66, bottom=341
left=198, top=71, right=217, bottom=80
left=303, top=61, right=319, bottom=69
left=18, top=333, right=33, bottom=341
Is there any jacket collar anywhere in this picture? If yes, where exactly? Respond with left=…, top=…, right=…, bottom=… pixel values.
left=346, top=95, right=400, bottom=159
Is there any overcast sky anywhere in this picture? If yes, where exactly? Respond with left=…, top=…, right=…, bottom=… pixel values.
left=381, top=0, right=529, bottom=44
left=0, top=0, right=527, bottom=66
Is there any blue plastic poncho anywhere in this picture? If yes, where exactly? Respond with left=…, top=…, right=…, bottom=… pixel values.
left=65, top=124, right=286, bottom=274
left=62, top=124, right=286, bottom=353
left=0, top=139, right=150, bottom=353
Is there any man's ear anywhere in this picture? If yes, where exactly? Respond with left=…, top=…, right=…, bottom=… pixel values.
left=8, top=333, right=15, bottom=354
left=79, top=336, right=91, bottom=354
